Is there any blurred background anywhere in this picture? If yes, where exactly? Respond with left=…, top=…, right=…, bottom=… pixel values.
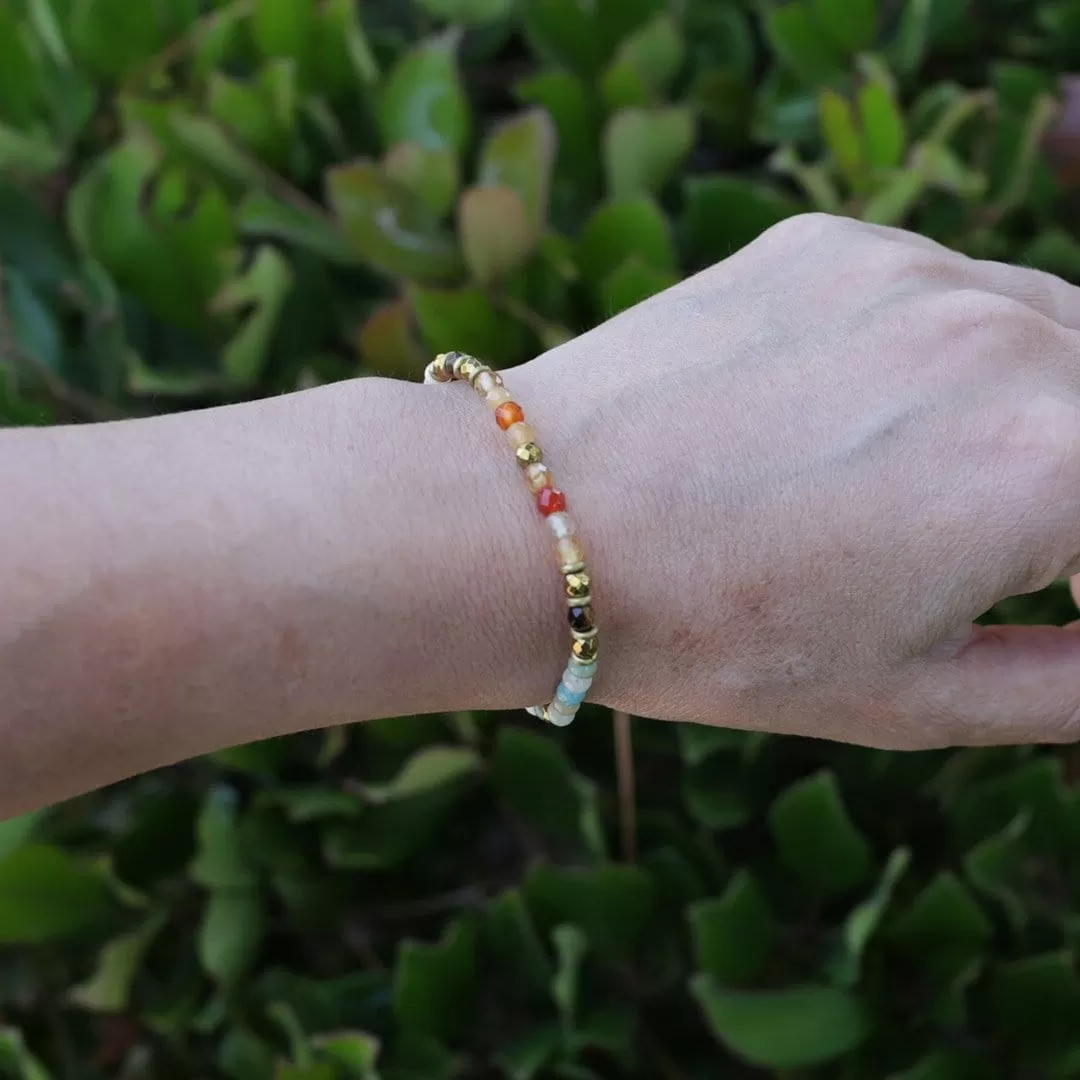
left=3, top=0, right=1080, bottom=1076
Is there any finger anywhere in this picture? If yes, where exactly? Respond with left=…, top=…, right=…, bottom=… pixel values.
left=909, top=623, right=1080, bottom=745
left=1071, top=573, right=1080, bottom=610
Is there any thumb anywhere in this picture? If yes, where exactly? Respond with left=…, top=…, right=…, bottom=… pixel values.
left=911, top=623, right=1080, bottom=746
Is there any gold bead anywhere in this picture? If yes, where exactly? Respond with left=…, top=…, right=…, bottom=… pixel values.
left=515, top=442, right=543, bottom=467
left=457, top=355, right=486, bottom=384
left=505, top=422, right=537, bottom=450
left=429, top=354, right=455, bottom=382
left=564, top=571, right=591, bottom=602
left=572, top=637, right=598, bottom=663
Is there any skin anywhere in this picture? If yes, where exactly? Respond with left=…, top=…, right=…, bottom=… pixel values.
left=6, top=213, right=1080, bottom=818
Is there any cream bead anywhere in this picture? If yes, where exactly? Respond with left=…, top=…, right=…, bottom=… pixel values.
left=546, top=512, right=577, bottom=541
left=505, top=422, right=538, bottom=449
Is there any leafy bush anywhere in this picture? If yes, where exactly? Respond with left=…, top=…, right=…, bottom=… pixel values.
left=2, top=0, right=1080, bottom=1077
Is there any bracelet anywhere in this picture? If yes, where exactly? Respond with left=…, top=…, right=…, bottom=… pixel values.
left=423, top=350, right=597, bottom=727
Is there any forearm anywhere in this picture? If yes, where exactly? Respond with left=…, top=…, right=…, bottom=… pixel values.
left=0, top=374, right=570, bottom=817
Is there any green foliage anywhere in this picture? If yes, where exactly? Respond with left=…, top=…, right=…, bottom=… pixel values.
left=1, top=1, right=1080, bottom=1076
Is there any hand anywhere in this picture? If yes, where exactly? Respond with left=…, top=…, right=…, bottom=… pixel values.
left=513, top=214, right=1080, bottom=749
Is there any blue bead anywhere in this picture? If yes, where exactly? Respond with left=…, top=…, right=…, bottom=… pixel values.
left=556, top=682, right=587, bottom=707
left=568, top=659, right=597, bottom=679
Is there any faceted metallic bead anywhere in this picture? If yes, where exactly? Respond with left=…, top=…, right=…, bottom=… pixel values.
left=572, top=637, right=598, bottom=662
left=458, top=355, right=486, bottom=384
left=438, top=351, right=464, bottom=379
left=515, top=442, right=543, bottom=467
left=568, top=605, right=595, bottom=634
left=564, top=572, right=591, bottom=601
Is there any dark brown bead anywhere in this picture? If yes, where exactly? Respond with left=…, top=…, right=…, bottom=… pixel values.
left=568, top=605, right=595, bottom=633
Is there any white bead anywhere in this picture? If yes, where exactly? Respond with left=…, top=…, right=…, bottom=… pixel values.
left=562, top=668, right=592, bottom=695
left=547, top=701, right=576, bottom=727
left=546, top=512, right=577, bottom=541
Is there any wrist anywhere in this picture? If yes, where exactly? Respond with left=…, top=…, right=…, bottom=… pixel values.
left=317, top=373, right=567, bottom=718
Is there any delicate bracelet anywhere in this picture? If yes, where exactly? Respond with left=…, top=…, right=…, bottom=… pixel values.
left=423, top=351, right=596, bottom=727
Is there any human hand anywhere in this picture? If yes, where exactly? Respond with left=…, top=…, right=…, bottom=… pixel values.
left=513, top=214, right=1080, bottom=749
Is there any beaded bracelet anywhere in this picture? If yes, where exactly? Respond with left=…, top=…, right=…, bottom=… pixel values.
left=423, top=350, right=596, bottom=727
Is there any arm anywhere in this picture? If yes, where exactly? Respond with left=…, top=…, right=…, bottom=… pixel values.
left=9, top=212, right=1080, bottom=818
left=0, top=374, right=577, bottom=818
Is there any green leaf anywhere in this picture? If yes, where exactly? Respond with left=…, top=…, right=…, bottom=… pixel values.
left=383, top=143, right=460, bottom=219
left=0, top=7, right=41, bottom=129
left=357, top=746, right=481, bottom=804
left=494, top=1025, right=562, bottom=1080
left=520, top=0, right=663, bottom=78
left=601, top=14, right=685, bottom=109
left=312, top=1031, right=382, bottom=1078
left=578, top=196, right=675, bottom=301
left=207, top=63, right=296, bottom=170
left=69, top=912, right=166, bottom=1012
left=600, top=257, right=678, bottom=315
left=820, top=90, right=864, bottom=178
left=526, top=864, right=655, bottom=962
left=378, top=33, right=470, bottom=156
left=215, top=245, right=294, bottom=387
left=683, top=757, right=752, bottom=831
left=990, top=952, right=1080, bottom=1052
left=769, top=771, right=873, bottom=895
left=860, top=161, right=928, bottom=225
left=415, top=0, right=511, bottom=22
left=238, top=192, right=360, bottom=265
left=251, top=0, right=313, bottom=74
left=962, top=812, right=1030, bottom=930
left=483, top=888, right=554, bottom=995
left=681, top=175, right=801, bottom=267
left=326, top=160, right=463, bottom=282
left=358, top=298, right=426, bottom=378
left=828, top=847, right=910, bottom=987
left=692, top=979, right=872, bottom=1068
left=814, top=0, right=877, bottom=53
left=67, top=136, right=235, bottom=333
left=763, top=2, right=846, bottom=85
left=199, top=888, right=264, bottom=987
left=0, top=845, right=117, bottom=944
left=68, top=0, right=168, bottom=81
left=477, top=110, right=557, bottom=241
left=312, top=0, right=379, bottom=95
left=191, top=786, right=256, bottom=890
left=859, top=79, right=906, bottom=170
left=885, top=871, right=992, bottom=980
left=491, top=728, right=604, bottom=857
left=551, top=924, right=588, bottom=1031
left=409, top=284, right=526, bottom=363
left=0, top=812, right=41, bottom=860
left=689, top=869, right=774, bottom=984
left=394, top=918, right=477, bottom=1041
left=459, top=186, right=532, bottom=285
left=4, top=270, right=63, bottom=369
left=603, top=106, right=694, bottom=198
left=0, top=1028, right=51, bottom=1080
left=516, top=69, right=600, bottom=202
left=892, top=0, right=932, bottom=76
left=677, top=724, right=759, bottom=765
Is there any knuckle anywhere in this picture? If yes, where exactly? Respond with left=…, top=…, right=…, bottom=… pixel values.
left=760, top=211, right=845, bottom=248
left=920, top=288, right=1060, bottom=359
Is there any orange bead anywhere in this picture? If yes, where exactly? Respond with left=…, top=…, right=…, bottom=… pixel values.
left=495, top=402, right=525, bottom=431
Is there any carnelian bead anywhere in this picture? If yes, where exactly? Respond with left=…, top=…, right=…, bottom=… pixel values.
left=537, top=487, right=567, bottom=516
left=495, top=402, right=525, bottom=430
